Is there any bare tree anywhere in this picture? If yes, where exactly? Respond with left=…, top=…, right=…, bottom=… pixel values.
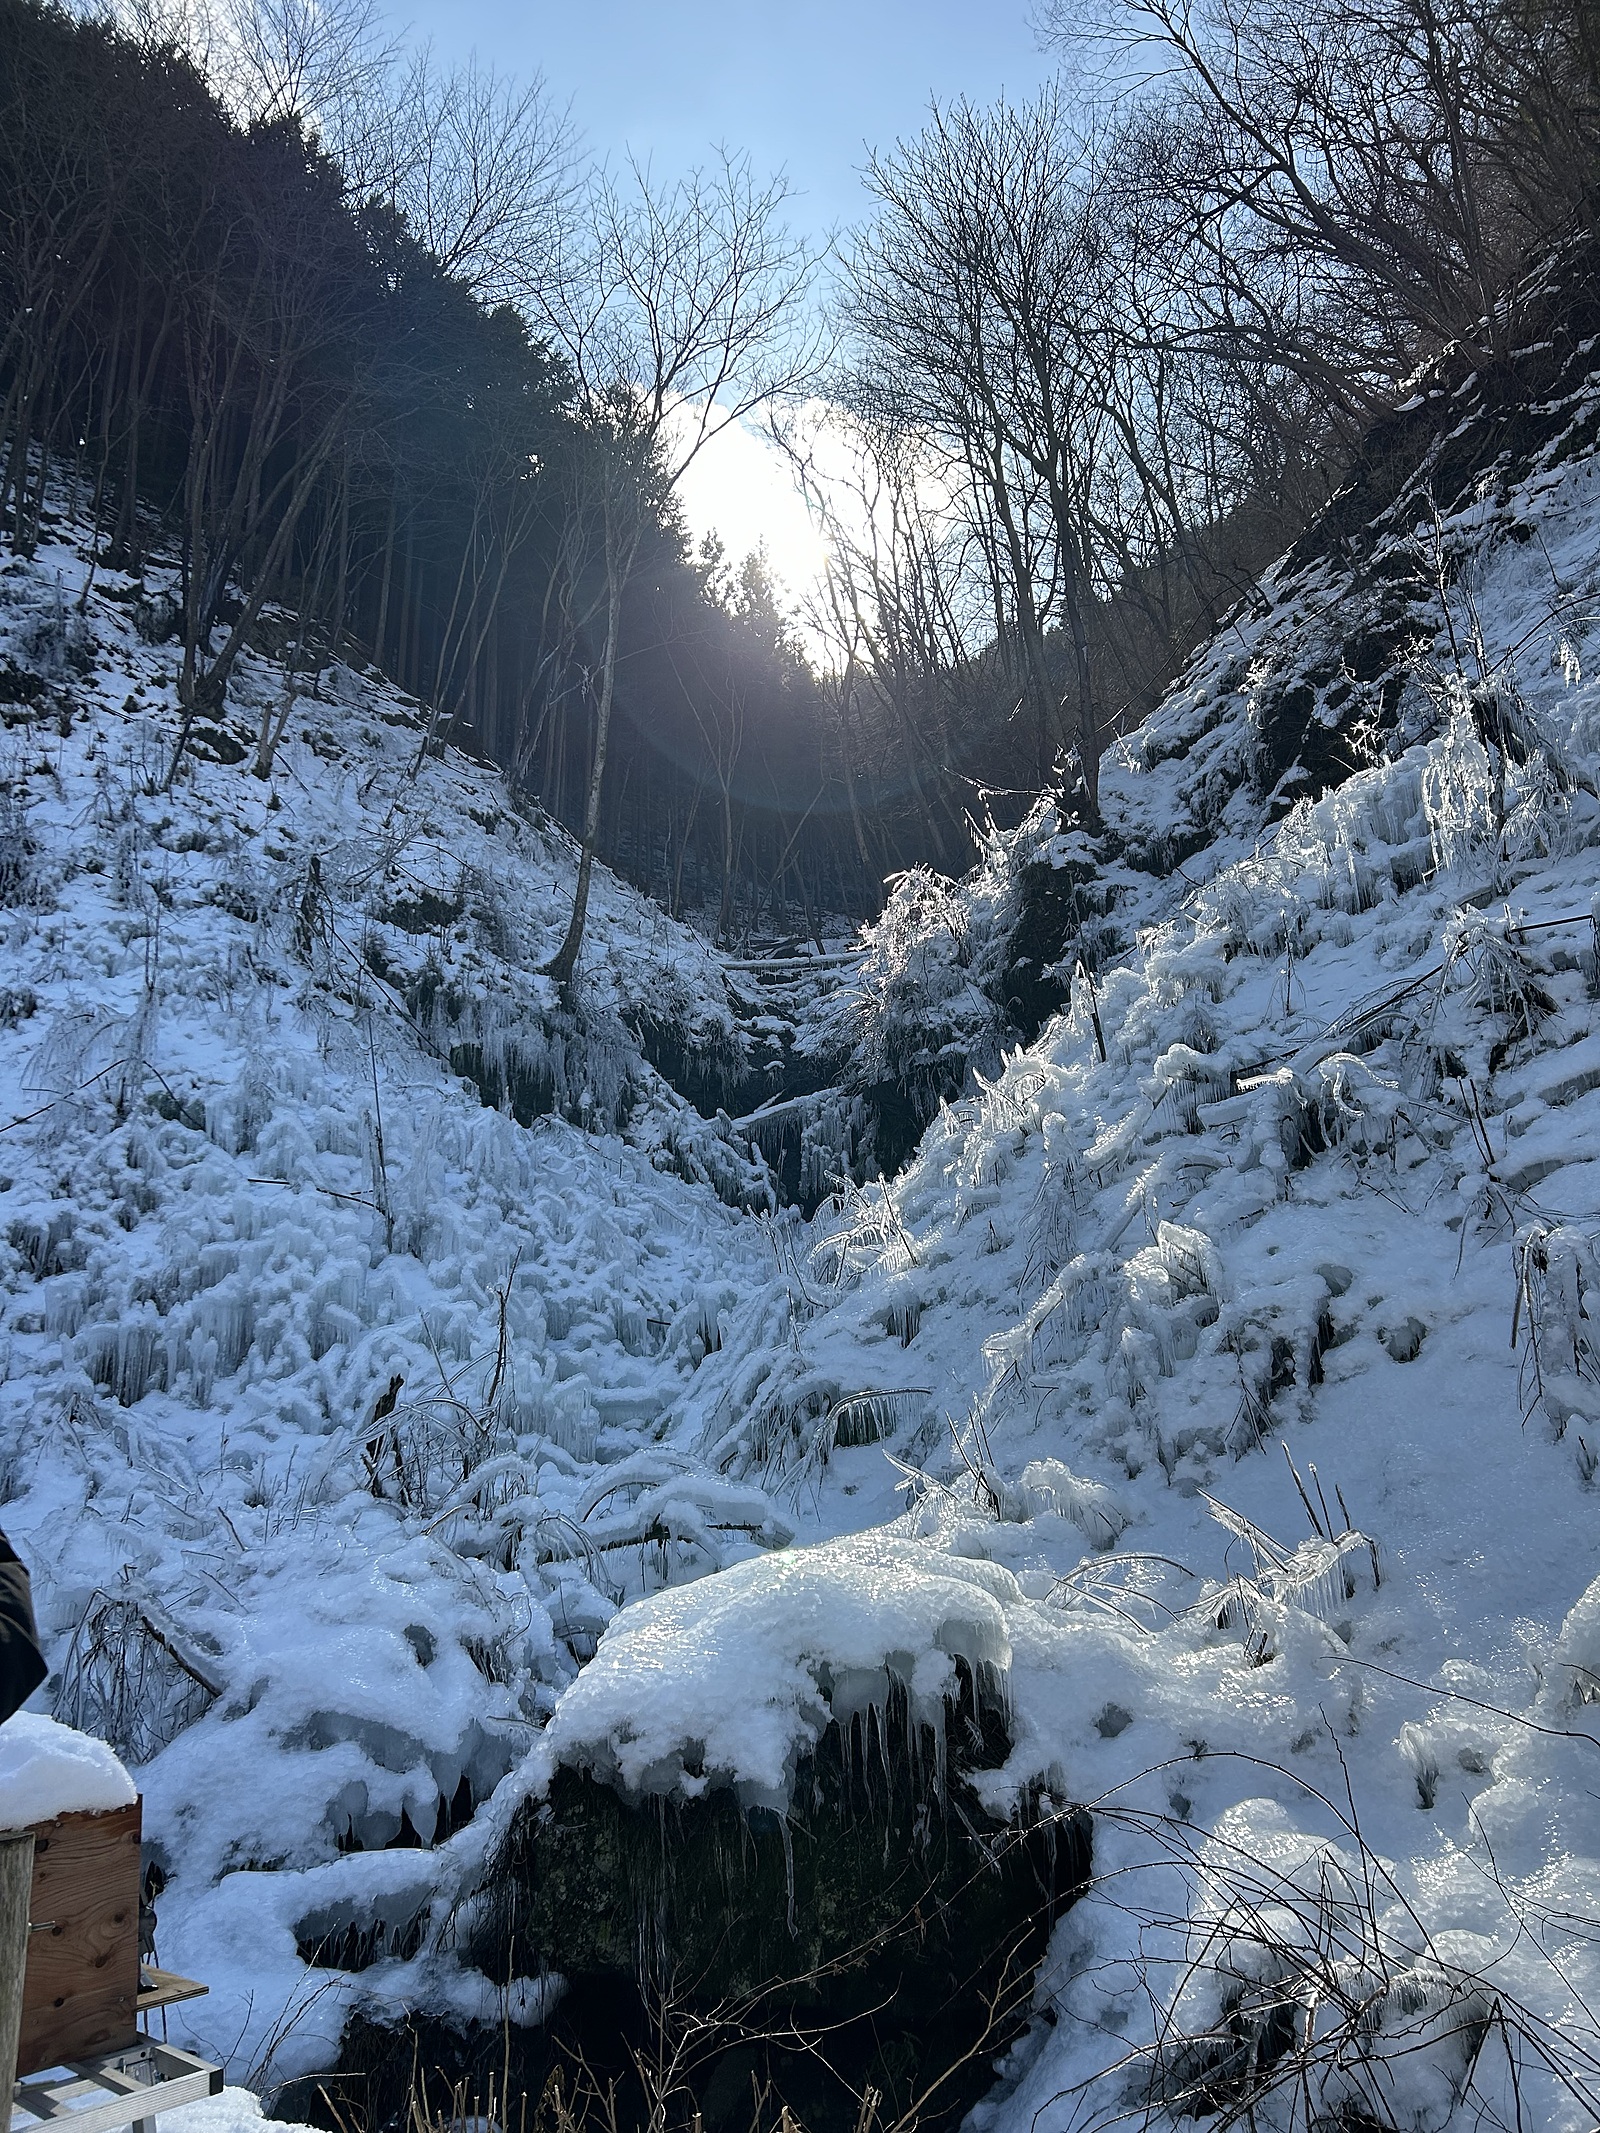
left=1043, top=0, right=1600, bottom=372
left=786, top=400, right=981, bottom=866
left=360, top=50, right=578, bottom=304
left=216, top=0, right=395, bottom=135
left=163, top=122, right=370, bottom=784
left=847, top=94, right=1117, bottom=813
left=103, top=0, right=396, bottom=142
left=842, top=81, right=1369, bottom=815
left=527, top=149, right=823, bottom=992
left=109, top=0, right=576, bottom=311
left=0, top=22, right=119, bottom=551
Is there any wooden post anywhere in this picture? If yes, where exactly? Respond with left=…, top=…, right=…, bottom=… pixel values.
left=0, top=1831, right=36, bottom=2123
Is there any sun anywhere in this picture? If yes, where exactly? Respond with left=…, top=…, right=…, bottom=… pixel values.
left=673, top=410, right=831, bottom=613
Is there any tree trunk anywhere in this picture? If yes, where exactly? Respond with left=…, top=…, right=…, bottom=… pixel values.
left=544, top=558, right=625, bottom=992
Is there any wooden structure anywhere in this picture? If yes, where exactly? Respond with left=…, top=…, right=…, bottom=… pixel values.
left=11, top=2041, right=221, bottom=2133
left=6, top=1800, right=218, bottom=2133
left=0, top=1837, right=32, bottom=2125
left=17, top=1805, right=141, bottom=2077
left=132, top=1976, right=205, bottom=2022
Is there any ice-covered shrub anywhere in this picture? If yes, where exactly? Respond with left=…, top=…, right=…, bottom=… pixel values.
left=794, top=803, right=1082, bottom=1126
left=703, top=1357, right=928, bottom=1492
left=56, top=1582, right=220, bottom=1762
left=0, top=785, right=36, bottom=907
left=1023, top=1110, right=1082, bottom=1283
left=1541, top=1566, right=1600, bottom=1716
left=813, top=864, right=1000, bottom=1085
left=1302, top=1050, right=1407, bottom=1155
left=1142, top=1817, right=1496, bottom=2133
left=1515, top=1221, right=1600, bottom=1435
left=16, top=579, right=94, bottom=677
left=1206, top=1525, right=1381, bottom=1664
left=1418, top=670, right=1581, bottom=884
left=807, top=1173, right=921, bottom=1288
left=1422, top=704, right=1501, bottom=874
left=572, top=1450, right=792, bottom=1584
left=1016, top=1457, right=1131, bottom=1548
left=1441, top=908, right=1559, bottom=1066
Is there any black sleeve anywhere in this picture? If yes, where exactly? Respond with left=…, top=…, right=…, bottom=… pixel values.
left=0, top=1529, right=47, bottom=1728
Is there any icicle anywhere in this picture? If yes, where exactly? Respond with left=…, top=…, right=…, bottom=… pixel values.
left=778, top=1811, right=797, bottom=1938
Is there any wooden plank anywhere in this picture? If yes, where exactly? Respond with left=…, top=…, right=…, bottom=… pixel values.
left=0, top=1834, right=35, bottom=2113
left=17, top=1806, right=141, bottom=2077
left=134, top=1972, right=206, bottom=2015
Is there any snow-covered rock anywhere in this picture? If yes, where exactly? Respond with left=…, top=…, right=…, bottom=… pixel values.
left=545, top=1529, right=1017, bottom=1806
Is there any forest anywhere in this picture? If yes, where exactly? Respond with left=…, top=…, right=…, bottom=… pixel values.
left=6, top=0, right=1596, bottom=954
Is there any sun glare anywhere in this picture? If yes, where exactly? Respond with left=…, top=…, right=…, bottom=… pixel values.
left=674, top=410, right=832, bottom=613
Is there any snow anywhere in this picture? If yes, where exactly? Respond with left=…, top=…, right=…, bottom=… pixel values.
left=0, top=1712, right=136, bottom=1827
left=162, top=2092, right=316, bottom=2133
left=545, top=1530, right=1016, bottom=1805
left=666, top=342, right=1600, bottom=2125
left=0, top=515, right=784, bottom=2084
left=9, top=317, right=1600, bottom=2129
left=11, top=2091, right=319, bottom=2133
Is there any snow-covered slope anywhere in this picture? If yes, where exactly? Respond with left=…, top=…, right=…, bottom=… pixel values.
left=0, top=524, right=790, bottom=2082
left=592, top=333, right=1600, bottom=2124
left=1102, top=236, right=1600, bottom=885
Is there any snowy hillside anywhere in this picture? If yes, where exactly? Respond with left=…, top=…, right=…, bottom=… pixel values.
left=0, top=520, right=792, bottom=2080
left=11, top=287, right=1600, bottom=2133
left=579, top=324, right=1600, bottom=2125
left=1105, top=234, right=1600, bottom=881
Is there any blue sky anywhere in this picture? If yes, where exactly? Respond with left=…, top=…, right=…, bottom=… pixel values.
left=375, top=0, right=1062, bottom=602
left=382, top=0, right=1057, bottom=243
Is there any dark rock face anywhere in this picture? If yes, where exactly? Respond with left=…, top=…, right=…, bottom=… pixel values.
left=305, top=1681, right=1087, bottom=2133
left=1235, top=234, right=1600, bottom=819
left=523, top=1735, right=1071, bottom=2000
left=488, top=1684, right=1088, bottom=2133
left=999, top=846, right=1121, bottom=1041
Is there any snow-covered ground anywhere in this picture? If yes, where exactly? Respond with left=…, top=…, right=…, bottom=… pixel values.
left=8, top=338, right=1600, bottom=2131
left=562, top=392, right=1600, bottom=2125
left=0, top=524, right=787, bottom=2081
